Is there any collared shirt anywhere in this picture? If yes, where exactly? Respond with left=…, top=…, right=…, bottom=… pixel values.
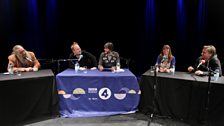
left=98, top=51, right=120, bottom=68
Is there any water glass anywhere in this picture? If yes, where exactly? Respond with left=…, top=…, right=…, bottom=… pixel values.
left=83, top=66, right=87, bottom=73
left=150, top=66, right=155, bottom=73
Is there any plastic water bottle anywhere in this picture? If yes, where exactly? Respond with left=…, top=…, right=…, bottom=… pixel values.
left=116, top=62, right=120, bottom=71
left=214, top=72, right=219, bottom=81
left=212, top=71, right=219, bottom=81
left=75, top=62, right=79, bottom=72
left=8, top=63, right=14, bottom=74
left=171, top=65, right=175, bottom=75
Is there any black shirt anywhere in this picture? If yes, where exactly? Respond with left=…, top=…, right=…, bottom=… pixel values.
left=69, top=50, right=97, bottom=69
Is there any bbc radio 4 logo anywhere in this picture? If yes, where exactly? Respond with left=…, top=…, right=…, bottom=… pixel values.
left=98, top=87, right=139, bottom=100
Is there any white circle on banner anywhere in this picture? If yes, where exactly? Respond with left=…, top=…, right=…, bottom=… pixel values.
left=99, top=88, right=111, bottom=100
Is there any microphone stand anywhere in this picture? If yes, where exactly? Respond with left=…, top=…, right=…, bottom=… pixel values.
left=204, top=67, right=214, bottom=126
left=147, top=65, right=158, bottom=126
left=57, top=60, right=60, bottom=74
left=38, top=58, right=56, bottom=73
left=56, top=59, right=78, bottom=73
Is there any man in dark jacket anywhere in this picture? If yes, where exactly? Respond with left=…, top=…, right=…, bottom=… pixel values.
left=188, top=45, right=222, bottom=76
left=69, top=42, right=97, bottom=69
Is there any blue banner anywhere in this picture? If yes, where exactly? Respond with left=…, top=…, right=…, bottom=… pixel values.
left=56, top=68, right=140, bottom=117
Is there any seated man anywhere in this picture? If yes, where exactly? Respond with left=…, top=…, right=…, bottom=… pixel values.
left=98, top=42, right=120, bottom=71
left=188, top=45, right=222, bottom=76
left=8, top=45, right=41, bottom=72
left=69, top=42, right=97, bottom=69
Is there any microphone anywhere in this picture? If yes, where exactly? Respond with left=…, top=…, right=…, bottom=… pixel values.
left=196, top=59, right=205, bottom=69
left=24, top=56, right=33, bottom=62
left=78, top=54, right=83, bottom=61
left=161, top=55, right=166, bottom=63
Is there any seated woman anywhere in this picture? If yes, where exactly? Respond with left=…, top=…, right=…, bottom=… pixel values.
left=155, top=44, right=176, bottom=73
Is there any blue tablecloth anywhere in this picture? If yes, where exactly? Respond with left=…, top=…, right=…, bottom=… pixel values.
left=56, top=68, right=140, bottom=117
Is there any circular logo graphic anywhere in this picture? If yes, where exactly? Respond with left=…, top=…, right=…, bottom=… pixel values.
left=114, top=87, right=129, bottom=100
left=98, top=87, right=111, bottom=100
left=73, top=88, right=86, bottom=94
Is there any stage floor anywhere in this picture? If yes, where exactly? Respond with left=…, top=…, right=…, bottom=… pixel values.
left=19, top=112, right=191, bottom=126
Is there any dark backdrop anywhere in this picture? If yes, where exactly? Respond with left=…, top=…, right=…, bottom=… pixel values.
left=0, top=0, right=223, bottom=76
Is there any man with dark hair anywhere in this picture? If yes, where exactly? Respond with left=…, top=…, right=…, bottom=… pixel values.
left=98, top=42, right=120, bottom=71
left=188, top=45, right=222, bottom=76
left=104, top=42, right=114, bottom=50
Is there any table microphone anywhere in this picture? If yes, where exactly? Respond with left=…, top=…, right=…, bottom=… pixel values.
left=196, top=59, right=205, bottom=69
left=78, top=54, right=83, bottom=61
left=25, top=56, right=33, bottom=62
left=161, top=55, right=166, bottom=63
